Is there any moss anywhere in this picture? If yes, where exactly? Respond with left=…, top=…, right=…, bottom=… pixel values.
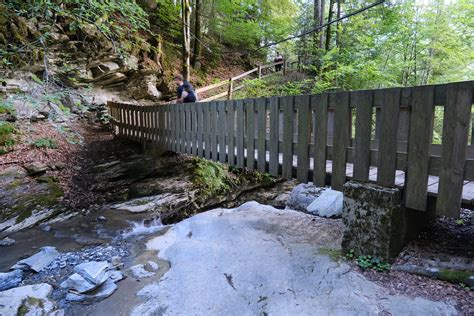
left=6, top=178, right=23, bottom=189
left=13, top=177, right=63, bottom=224
left=192, top=157, right=235, bottom=200
left=318, top=248, right=343, bottom=261
left=439, top=269, right=471, bottom=284
left=0, top=121, right=16, bottom=146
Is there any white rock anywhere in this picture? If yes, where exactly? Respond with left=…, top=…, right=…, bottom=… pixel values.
left=65, top=278, right=117, bottom=302
left=108, top=270, right=124, bottom=283
left=0, top=237, right=15, bottom=246
left=110, top=193, right=176, bottom=213
left=286, top=183, right=325, bottom=211
left=0, top=283, right=56, bottom=315
left=306, top=189, right=344, bottom=218
left=0, top=270, right=23, bottom=291
left=132, top=201, right=457, bottom=316
left=128, top=264, right=155, bottom=279
left=11, top=246, right=60, bottom=272
left=74, top=261, right=110, bottom=285
left=60, top=273, right=97, bottom=293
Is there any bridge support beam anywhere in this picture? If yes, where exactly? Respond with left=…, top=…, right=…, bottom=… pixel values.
left=341, top=180, right=433, bottom=261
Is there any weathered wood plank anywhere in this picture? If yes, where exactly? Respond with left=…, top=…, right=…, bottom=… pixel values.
left=227, top=100, right=236, bottom=166
left=269, top=97, right=280, bottom=176
left=296, top=95, right=310, bottom=182
left=245, top=99, right=256, bottom=170
left=313, top=93, right=328, bottom=186
left=210, top=102, right=219, bottom=161
left=353, top=90, right=373, bottom=182
left=218, top=101, right=227, bottom=163
left=204, top=102, right=211, bottom=159
left=331, top=92, right=351, bottom=191
left=185, top=104, right=191, bottom=154
left=282, top=96, right=294, bottom=180
left=191, top=105, right=197, bottom=155
left=405, top=86, right=435, bottom=210
left=436, top=82, right=473, bottom=217
left=256, top=98, right=267, bottom=173
left=236, top=100, right=245, bottom=168
left=197, top=103, right=204, bottom=157
left=377, top=88, right=401, bottom=187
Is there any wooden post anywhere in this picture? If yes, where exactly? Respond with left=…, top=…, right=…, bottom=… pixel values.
left=227, top=78, right=233, bottom=100
left=258, top=65, right=262, bottom=79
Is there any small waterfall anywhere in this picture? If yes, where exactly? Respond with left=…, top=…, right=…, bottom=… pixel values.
left=123, top=217, right=166, bottom=238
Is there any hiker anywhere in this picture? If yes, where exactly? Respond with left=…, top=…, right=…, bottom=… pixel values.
left=274, top=52, right=284, bottom=72
left=174, top=74, right=198, bottom=103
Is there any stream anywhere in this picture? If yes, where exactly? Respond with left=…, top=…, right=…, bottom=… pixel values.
left=0, top=206, right=173, bottom=315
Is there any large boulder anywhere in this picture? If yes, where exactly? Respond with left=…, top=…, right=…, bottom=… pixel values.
left=126, top=73, right=162, bottom=101
left=0, top=283, right=62, bottom=315
left=286, top=183, right=325, bottom=212
left=306, top=189, right=343, bottom=218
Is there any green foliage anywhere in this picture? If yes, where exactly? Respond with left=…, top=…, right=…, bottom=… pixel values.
left=438, top=269, right=471, bottom=284
left=356, top=255, right=391, bottom=272
left=0, top=100, right=15, bottom=115
left=0, top=121, right=16, bottom=148
left=192, top=157, right=234, bottom=200
left=31, top=137, right=58, bottom=149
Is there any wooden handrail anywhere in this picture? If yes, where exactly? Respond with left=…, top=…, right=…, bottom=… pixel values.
left=196, top=60, right=292, bottom=102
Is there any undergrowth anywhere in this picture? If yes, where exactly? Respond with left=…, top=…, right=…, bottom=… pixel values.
left=31, top=137, right=58, bottom=149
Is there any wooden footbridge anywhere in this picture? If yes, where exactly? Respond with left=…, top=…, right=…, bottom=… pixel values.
left=108, top=81, right=473, bottom=218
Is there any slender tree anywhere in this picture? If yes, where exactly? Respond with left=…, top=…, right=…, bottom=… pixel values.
left=181, top=0, right=191, bottom=80
left=192, top=0, right=202, bottom=69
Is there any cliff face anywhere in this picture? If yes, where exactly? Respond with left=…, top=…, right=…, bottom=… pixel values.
left=0, top=2, right=179, bottom=102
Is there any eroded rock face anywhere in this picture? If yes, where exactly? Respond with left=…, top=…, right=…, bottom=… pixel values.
left=11, top=246, right=60, bottom=272
left=0, top=270, right=23, bottom=291
left=131, top=202, right=456, bottom=316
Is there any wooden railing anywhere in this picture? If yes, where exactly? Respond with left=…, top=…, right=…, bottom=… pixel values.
left=196, top=60, right=294, bottom=102
left=108, top=81, right=474, bottom=218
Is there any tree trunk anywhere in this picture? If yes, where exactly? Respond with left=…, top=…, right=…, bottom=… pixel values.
left=192, top=0, right=202, bottom=69
left=313, top=0, right=325, bottom=50
left=325, top=0, right=334, bottom=51
left=181, top=0, right=191, bottom=80
left=335, top=0, right=341, bottom=47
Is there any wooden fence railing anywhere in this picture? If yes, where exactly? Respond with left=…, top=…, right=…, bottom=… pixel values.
left=196, top=60, right=295, bottom=102
left=108, top=81, right=473, bottom=218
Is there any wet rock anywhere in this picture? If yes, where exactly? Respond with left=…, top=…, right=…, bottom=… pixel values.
left=108, top=270, right=124, bottom=283
left=40, top=225, right=52, bottom=232
left=0, top=237, right=15, bottom=246
left=60, top=273, right=97, bottom=293
left=0, top=283, right=60, bottom=316
left=0, top=270, right=23, bottom=291
left=306, top=189, right=343, bottom=218
left=96, top=216, right=107, bottom=222
left=128, top=264, right=155, bottom=279
left=110, top=256, right=123, bottom=269
left=110, top=193, right=177, bottom=213
left=65, top=278, right=117, bottom=302
left=23, top=162, right=48, bottom=176
left=74, top=261, right=109, bottom=285
left=11, top=246, right=60, bottom=272
left=286, top=183, right=325, bottom=212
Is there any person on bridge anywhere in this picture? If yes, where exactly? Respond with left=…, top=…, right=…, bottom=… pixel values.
left=274, top=52, right=284, bottom=72
left=174, top=74, right=198, bottom=103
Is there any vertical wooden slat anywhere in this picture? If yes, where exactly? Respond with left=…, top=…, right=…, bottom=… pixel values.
left=204, top=102, right=211, bottom=159
left=405, top=86, right=434, bottom=210
left=313, top=94, right=328, bottom=186
left=227, top=100, right=236, bottom=165
left=282, top=96, right=294, bottom=180
left=172, top=105, right=177, bottom=151
left=353, top=90, right=373, bottom=182
left=256, top=98, right=267, bottom=173
left=236, top=99, right=245, bottom=168
left=218, top=101, right=227, bottom=163
left=296, top=95, right=310, bottom=182
left=178, top=104, right=184, bottom=153
left=436, top=82, right=473, bottom=217
left=331, top=92, right=350, bottom=191
left=211, top=102, right=218, bottom=161
left=197, top=103, right=204, bottom=157
left=377, top=88, right=401, bottom=187
left=269, top=97, right=280, bottom=176
left=245, top=99, right=256, bottom=170
left=192, top=105, right=197, bottom=155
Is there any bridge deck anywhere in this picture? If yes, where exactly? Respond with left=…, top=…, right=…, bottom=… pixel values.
left=238, top=148, right=474, bottom=209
